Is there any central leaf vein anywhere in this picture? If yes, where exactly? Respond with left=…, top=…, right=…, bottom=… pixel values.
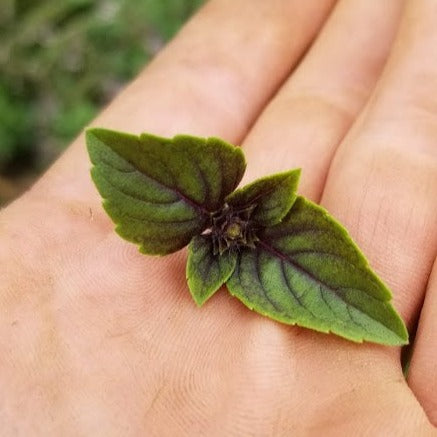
left=98, top=171, right=180, bottom=205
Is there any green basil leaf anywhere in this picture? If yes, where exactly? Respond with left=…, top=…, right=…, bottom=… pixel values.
left=187, top=235, right=237, bottom=306
left=226, top=196, right=408, bottom=345
left=87, top=128, right=246, bottom=255
left=225, top=169, right=301, bottom=226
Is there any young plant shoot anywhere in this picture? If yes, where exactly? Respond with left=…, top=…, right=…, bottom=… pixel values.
left=86, top=128, right=408, bottom=346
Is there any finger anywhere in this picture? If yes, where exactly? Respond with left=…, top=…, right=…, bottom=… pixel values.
left=408, top=260, right=437, bottom=426
left=29, top=0, right=335, bottom=207
left=200, top=0, right=411, bottom=420
left=241, top=0, right=404, bottom=200
left=320, top=0, right=437, bottom=332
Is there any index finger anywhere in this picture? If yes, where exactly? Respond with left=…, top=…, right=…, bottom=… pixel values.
left=31, top=0, right=335, bottom=208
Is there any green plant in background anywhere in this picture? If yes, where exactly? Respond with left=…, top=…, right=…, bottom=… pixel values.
left=0, top=0, right=204, bottom=203
left=0, top=83, right=34, bottom=172
left=87, top=128, right=409, bottom=346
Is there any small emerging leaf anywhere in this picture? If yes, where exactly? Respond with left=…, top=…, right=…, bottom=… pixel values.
left=226, top=196, right=408, bottom=346
left=187, top=235, right=237, bottom=306
left=226, top=169, right=301, bottom=226
left=87, top=128, right=246, bottom=255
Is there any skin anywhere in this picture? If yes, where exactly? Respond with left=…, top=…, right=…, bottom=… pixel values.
left=0, top=0, right=437, bottom=435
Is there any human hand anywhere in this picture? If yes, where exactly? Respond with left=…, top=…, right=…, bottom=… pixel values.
left=1, top=0, right=437, bottom=435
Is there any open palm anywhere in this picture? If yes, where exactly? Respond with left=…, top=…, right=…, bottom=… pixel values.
left=1, top=0, right=437, bottom=435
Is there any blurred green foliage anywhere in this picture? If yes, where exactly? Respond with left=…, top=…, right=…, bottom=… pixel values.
left=0, top=0, right=203, bottom=183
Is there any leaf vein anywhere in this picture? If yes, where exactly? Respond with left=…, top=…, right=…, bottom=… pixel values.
left=279, top=260, right=317, bottom=319
left=184, top=148, right=210, bottom=207
left=113, top=209, right=201, bottom=225
left=255, top=251, right=282, bottom=312
left=98, top=170, right=180, bottom=205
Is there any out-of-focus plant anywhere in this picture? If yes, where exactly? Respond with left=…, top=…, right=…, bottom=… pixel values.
left=0, top=0, right=203, bottom=202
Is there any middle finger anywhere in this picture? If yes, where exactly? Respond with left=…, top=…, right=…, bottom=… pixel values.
left=242, top=0, right=404, bottom=200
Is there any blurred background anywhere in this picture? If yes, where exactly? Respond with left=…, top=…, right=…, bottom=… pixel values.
left=0, top=0, right=204, bottom=205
